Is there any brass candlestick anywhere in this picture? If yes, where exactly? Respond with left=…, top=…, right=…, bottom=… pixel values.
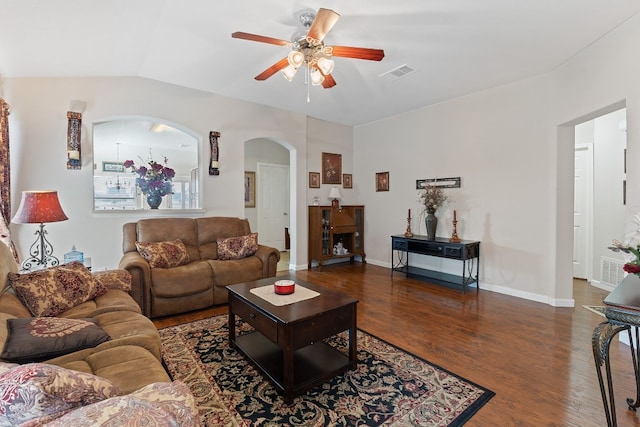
left=404, top=216, right=413, bottom=237
left=450, top=220, right=461, bottom=242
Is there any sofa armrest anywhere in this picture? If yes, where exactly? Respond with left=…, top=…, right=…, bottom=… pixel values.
left=255, top=245, right=281, bottom=278
left=119, top=252, right=152, bottom=317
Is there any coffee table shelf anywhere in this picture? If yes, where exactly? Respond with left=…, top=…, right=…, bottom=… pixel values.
left=234, top=331, right=352, bottom=395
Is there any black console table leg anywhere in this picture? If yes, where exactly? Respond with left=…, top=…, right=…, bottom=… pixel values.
left=593, top=321, right=632, bottom=427
left=626, top=327, right=640, bottom=411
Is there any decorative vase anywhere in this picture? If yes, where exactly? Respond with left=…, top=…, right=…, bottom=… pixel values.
left=146, top=192, right=163, bottom=209
left=425, top=211, right=437, bottom=240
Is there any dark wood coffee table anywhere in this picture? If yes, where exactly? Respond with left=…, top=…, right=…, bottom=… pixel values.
left=226, top=274, right=358, bottom=403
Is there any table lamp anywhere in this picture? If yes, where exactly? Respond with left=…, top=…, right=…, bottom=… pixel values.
left=12, top=190, right=69, bottom=271
left=328, top=186, right=342, bottom=208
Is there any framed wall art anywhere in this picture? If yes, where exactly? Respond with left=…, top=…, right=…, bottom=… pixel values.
left=376, top=172, right=389, bottom=192
left=343, top=174, right=352, bottom=189
left=309, top=171, right=320, bottom=188
left=244, top=171, right=256, bottom=208
left=102, top=161, right=125, bottom=173
left=322, top=152, right=342, bottom=184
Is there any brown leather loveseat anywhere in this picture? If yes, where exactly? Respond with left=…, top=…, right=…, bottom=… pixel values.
left=119, top=217, right=280, bottom=318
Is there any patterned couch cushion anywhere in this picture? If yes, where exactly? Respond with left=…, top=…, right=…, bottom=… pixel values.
left=0, top=362, right=122, bottom=426
left=91, top=269, right=132, bottom=292
left=44, top=381, right=199, bottom=427
left=217, top=233, right=259, bottom=260
left=8, top=262, right=108, bottom=317
left=1, top=317, right=111, bottom=363
left=135, top=239, right=191, bottom=268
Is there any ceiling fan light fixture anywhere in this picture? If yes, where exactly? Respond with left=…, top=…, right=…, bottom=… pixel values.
left=287, top=50, right=304, bottom=68
left=281, top=65, right=298, bottom=81
left=317, top=57, right=334, bottom=75
left=310, top=67, right=325, bottom=85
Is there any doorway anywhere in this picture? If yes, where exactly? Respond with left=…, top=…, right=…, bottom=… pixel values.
left=257, top=162, right=290, bottom=251
left=244, top=138, right=293, bottom=270
left=572, top=107, right=627, bottom=289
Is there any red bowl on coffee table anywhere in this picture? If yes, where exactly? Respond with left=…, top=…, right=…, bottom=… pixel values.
left=274, top=280, right=295, bottom=295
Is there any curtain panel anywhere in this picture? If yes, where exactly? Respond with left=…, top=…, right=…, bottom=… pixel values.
left=0, top=99, right=18, bottom=261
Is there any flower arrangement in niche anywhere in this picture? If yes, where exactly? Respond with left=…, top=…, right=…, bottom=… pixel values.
left=419, top=184, right=449, bottom=214
left=124, top=154, right=175, bottom=209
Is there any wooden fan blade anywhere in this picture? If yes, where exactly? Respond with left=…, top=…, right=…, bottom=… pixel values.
left=322, top=73, right=336, bottom=89
left=232, top=31, right=291, bottom=47
left=255, top=58, right=289, bottom=80
left=306, top=8, right=340, bottom=43
left=330, top=45, right=385, bottom=61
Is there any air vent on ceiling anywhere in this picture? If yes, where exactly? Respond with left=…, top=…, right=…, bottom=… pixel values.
left=379, top=64, right=417, bottom=80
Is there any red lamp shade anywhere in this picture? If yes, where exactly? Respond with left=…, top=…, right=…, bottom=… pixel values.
left=12, top=191, right=69, bottom=224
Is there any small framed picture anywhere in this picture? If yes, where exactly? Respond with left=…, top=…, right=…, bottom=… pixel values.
left=102, top=161, right=125, bottom=173
left=244, top=171, right=256, bottom=208
left=343, top=174, right=352, bottom=189
left=309, top=172, right=320, bottom=188
left=376, top=172, right=389, bottom=192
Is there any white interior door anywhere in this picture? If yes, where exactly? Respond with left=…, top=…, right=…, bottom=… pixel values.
left=257, top=163, right=290, bottom=251
left=573, top=144, right=593, bottom=279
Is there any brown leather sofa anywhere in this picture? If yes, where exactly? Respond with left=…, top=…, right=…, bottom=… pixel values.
left=119, top=216, right=280, bottom=318
left=0, top=243, right=170, bottom=394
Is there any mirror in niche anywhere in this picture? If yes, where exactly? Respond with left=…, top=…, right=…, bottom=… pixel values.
left=93, top=119, right=200, bottom=210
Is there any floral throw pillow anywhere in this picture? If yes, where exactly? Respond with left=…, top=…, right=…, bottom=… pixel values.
left=0, top=362, right=122, bottom=426
left=217, top=233, right=259, bottom=260
left=9, top=262, right=108, bottom=317
left=92, top=269, right=132, bottom=292
left=44, top=381, right=199, bottom=427
left=135, top=239, right=191, bottom=268
left=1, top=317, right=111, bottom=363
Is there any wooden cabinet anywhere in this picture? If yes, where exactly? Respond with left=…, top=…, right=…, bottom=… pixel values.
left=308, top=205, right=366, bottom=270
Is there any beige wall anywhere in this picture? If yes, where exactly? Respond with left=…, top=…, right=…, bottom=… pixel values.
left=4, top=77, right=316, bottom=269
left=354, top=12, right=640, bottom=306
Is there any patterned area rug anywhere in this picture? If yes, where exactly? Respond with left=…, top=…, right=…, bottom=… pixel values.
left=159, top=316, right=494, bottom=426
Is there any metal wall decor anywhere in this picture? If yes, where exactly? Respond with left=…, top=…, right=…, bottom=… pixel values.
left=416, top=177, right=461, bottom=189
left=209, top=131, right=220, bottom=175
left=66, top=112, right=82, bottom=170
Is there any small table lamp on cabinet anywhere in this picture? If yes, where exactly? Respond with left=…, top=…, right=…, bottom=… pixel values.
left=12, top=190, right=69, bottom=272
left=328, top=187, right=342, bottom=208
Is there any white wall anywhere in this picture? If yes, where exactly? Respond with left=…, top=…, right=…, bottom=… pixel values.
left=4, top=77, right=310, bottom=270
left=354, top=12, right=640, bottom=306
left=306, top=118, right=354, bottom=207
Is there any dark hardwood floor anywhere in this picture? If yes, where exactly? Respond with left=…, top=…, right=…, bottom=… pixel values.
left=153, top=263, right=640, bottom=426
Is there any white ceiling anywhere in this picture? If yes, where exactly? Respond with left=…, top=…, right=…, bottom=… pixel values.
left=2, top=1, right=640, bottom=126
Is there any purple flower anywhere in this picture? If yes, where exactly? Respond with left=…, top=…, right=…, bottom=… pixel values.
left=124, top=156, right=175, bottom=197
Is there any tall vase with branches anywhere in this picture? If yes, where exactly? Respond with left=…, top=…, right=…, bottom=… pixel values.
left=419, top=184, right=449, bottom=240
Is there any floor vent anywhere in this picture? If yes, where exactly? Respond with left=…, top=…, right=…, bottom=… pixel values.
left=379, top=64, right=417, bottom=80
left=601, top=257, right=625, bottom=286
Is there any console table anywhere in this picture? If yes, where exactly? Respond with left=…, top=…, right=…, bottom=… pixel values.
left=592, top=274, right=640, bottom=426
left=391, top=235, right=480, bottom=293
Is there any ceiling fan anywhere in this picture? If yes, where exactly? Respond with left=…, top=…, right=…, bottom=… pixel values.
left=231, top=8, right=384, bottom=90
